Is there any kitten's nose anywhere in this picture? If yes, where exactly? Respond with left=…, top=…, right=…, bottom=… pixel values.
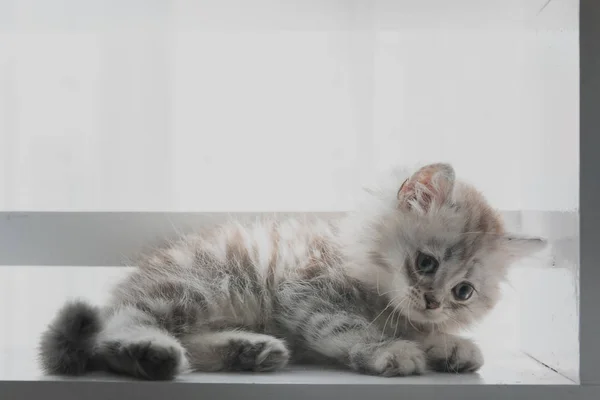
left=424, top=293, right=441, bottom=310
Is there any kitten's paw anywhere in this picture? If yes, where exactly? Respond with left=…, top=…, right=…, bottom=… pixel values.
left=101, top=340, right=186, bottom=380
left=227, top=336, right=290, bottom=372
left=423, top=335, right=483, bottom=373
left=350, top=340, right=426, bottom=377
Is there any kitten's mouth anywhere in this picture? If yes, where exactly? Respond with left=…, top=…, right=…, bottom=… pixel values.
left=408, top=307, right=448, bottom=324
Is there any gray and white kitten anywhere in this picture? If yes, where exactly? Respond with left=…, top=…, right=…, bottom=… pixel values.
left=38, top=163, right=546, bottom=380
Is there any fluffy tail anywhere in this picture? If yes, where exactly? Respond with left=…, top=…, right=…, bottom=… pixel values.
left=38, top=300, right=102, bottom=375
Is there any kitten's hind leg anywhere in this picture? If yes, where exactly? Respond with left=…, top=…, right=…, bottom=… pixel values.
left=95, top=306, right=189, bottom=380
left=180, top=330, right=290, bottom=372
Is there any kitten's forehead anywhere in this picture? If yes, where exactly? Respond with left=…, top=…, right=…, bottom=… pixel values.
left=396, top=181, right=504, bottom=255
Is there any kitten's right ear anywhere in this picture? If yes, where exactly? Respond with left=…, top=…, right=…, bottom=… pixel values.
left=397, top=163, right=455, bottom=213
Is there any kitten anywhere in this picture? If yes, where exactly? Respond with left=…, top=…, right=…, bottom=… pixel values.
left=38, top=163, right=546, bottom=380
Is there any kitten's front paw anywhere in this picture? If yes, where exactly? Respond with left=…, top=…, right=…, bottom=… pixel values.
left=227, top=336, right=289, bottom=372
left=350, top=340, right=426, bottom=377
left=423, top=335, right=483, bottom=373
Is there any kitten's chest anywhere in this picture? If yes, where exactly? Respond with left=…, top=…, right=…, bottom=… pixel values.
left=379, top=314, right=427, bottom=340
left=367, top=302, right=431, bottom=340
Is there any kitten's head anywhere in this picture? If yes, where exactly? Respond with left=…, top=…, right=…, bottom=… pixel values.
left=343, top=163, right=546, bottom=331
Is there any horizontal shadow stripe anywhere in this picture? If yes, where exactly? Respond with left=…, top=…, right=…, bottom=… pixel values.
left=0, top=211, right=577, bottom=267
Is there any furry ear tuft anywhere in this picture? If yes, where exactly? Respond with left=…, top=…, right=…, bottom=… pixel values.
left=501, top=234, right=547, bottom=259
left=397, top=163, right=455, bottom=213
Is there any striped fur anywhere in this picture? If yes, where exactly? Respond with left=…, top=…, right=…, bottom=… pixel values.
left=38, top=163, right=546, bottom=379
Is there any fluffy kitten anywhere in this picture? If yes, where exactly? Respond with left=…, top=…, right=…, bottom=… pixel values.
left=38, top=163, right=546, bottom=380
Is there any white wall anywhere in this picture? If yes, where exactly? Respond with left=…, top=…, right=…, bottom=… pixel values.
left=0, top=0, right=578, bottom=212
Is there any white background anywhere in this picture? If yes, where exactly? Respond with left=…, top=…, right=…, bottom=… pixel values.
left=0, top=0, right=578, bottom=212
left=0, top=0, right=579, bottom=378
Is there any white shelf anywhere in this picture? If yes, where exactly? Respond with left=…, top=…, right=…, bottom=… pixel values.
left=0, top=345, right=573, bottom=385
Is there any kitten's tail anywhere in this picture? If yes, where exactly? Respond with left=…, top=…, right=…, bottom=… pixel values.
left=38, top=299, right=103, bottom=376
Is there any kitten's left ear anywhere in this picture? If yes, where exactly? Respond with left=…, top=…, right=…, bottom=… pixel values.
left=397, top=163, right=455, bottom=213
left=500, top=234, right=547, bottom=259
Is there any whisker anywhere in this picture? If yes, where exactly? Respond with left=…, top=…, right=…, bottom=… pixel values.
left=404, top=296, right=422, bottom=333
left=380, top=306, right=396, bottom=340
left=443, top=329, right=452, bottom=372
left=444, top=313, right=468, bottom=333
left=368, top=293, right=404, bottom=328
left=392, top=308, right=401, bottom=338
left=377, top=287, right=406, bottom=297
left=392, top=297, right=411, bottom=331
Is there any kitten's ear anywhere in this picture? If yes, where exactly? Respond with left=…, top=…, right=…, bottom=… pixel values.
left=500, top=234, right=547, bottom=259
left=397, top=163, right=455, bottom=213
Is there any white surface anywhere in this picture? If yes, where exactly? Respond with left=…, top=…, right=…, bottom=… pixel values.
left=517, top=212, right=580, bottom=382
left=0, top=346, right=572, bottom=384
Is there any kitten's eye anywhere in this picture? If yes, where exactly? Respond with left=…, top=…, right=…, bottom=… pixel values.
left=452, top=282, right=475, bottom=301
left=416, top=252, right=439, bottom=274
